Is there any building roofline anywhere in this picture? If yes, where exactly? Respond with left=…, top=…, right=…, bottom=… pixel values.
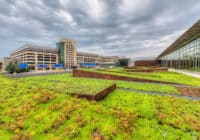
left=77, top=51, right=99, bottom=57
left=101, top=56, right=120, bottom=59
left=59, top=38, right=77, bottom=44
left=156, top=19, right=200, bottom=59
left=11, top=44, right=57, bottom=55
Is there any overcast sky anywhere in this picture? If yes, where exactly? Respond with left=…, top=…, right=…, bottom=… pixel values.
left=0, top=0, right=200, bottom=60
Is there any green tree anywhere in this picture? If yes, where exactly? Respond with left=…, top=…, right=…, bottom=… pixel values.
left=5, top=63, right=17, bottom=74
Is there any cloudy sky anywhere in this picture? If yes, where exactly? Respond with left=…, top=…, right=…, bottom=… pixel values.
left=0, top=0, right=200, bottom=60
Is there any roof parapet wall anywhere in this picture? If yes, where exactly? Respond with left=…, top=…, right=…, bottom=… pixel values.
left=11, top=44, right=58, bottom=56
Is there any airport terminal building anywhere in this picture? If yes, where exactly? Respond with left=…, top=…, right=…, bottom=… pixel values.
left=157, top=19, right=200, bottom=71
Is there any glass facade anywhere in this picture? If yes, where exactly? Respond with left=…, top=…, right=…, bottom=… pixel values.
left=57, top=42, right=65, bottom=65
left=56, top=40, right=77, bottom=69
left=159, top=36, right=200, bottom=71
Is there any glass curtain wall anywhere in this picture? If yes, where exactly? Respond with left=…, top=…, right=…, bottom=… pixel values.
left=56, top=42, right=65, bottom=65
left=159, top=36, right=200, bottom=71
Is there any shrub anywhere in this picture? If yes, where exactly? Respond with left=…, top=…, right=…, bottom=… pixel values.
left=6, top=63, right=29, bottom=74
left=6, top=63, right=17, bottom=74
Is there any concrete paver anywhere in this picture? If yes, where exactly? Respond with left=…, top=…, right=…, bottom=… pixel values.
left=169, top=68, right=200, bottom=79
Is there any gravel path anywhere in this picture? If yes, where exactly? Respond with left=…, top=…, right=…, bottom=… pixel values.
left=125, top=81, right=200, bottom=88
left=117, top=87, right=200, bottom=101
left=5, top=71, right=72, bottom=78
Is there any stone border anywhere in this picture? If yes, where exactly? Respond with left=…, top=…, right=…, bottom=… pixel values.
left=124, top=66, right=160, bottom=69
left=73, top=70, right=180, bottom=85
left=125, top=68, right=168, bottom=73
left=71, top=83, right=116, bottom=101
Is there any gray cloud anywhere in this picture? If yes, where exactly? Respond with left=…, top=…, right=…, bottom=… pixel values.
left=0, top=0, right=200, bottom=60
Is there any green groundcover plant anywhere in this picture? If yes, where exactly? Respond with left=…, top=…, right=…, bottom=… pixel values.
left=0, top=74, right=199, bottom=140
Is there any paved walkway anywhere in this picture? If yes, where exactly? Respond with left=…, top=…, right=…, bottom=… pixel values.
left=169, top=68, right=200, bottom=79
left=117, top=87, right=200, bottom=100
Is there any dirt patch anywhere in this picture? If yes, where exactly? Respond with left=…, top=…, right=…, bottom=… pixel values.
left=176, top=87, right=200, bottom=97
left=71, top=83, right=117, bottom=101
left=92, top=129, right=104, bottom=140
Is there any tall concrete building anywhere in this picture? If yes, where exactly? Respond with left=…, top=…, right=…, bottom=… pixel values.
left=57, top=38, right=77, bottom=68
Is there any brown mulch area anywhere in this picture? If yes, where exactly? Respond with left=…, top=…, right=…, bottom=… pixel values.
left=176, top=87, right=200, bottom=98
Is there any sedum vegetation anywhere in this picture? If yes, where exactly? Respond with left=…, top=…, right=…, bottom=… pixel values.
left=18, top=75, right=114, bottom=95
left=0, top=74, right=199, bottom=140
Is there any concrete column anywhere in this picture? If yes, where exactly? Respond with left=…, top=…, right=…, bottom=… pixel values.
left=42, top=53, right=44, bottom=64
left=56, top=54, right=59, bottom=64
left=64, top=44, right=66, bottom=68
left=74, top=45, right=77, bottom=67
left=50, top=55, right=52, bottom=70
left=35, top=52, right=38, bottom=72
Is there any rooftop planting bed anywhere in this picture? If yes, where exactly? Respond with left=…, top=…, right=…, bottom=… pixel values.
left=79, top=68, right=200, bottom=86
left=0, top=74, right=199, bottom=139
left=24, top=74, right=183, bottom=95
left=18, top=74, right=116, bottom=101
left=20, top=76, right=114, bottom=95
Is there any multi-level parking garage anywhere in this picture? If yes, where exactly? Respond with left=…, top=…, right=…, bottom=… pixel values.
left=157, top=19, right=200, bottom=71
left=11, top=45, right=58, bottom=71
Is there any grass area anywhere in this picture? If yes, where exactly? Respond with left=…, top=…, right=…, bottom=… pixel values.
left=80, top=68, right=200, bottom=86
left=0, top=74, right=199, bottom=139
